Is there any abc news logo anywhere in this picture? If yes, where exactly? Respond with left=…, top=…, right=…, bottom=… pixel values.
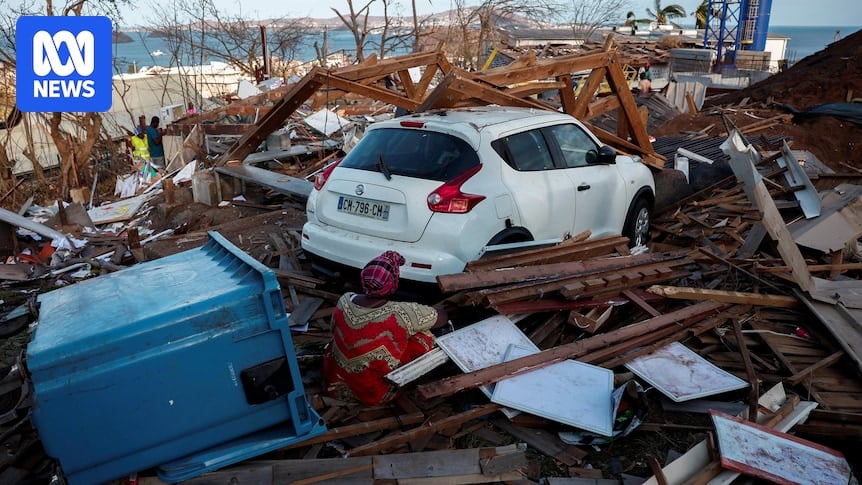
left=16, top=16, right=112, bottom=112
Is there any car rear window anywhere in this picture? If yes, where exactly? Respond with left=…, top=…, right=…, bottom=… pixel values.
left=339, top=128, right=480, bottom=181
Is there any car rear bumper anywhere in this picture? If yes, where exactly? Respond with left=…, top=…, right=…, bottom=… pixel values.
left=301, top=221, right=468, bottom=283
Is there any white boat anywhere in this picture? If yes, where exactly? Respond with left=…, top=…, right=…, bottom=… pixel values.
left=151, top=50, right=165, bottom=56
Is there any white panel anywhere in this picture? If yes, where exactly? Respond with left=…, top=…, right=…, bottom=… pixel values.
left=491, top=345, right=614, bottom=436
left=711, top=410, right=852, bottom=485
left=435, top=314, right=539, bottom=399
left=624, top=342, right=748, bottom=402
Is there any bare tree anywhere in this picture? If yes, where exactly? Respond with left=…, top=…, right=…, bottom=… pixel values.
left=148, top=0, right=310, bottom=77
left=448, top=0, right=559, bottom=70
left=0, top=0, right=129, bottom=200
left=332, top=0, right=375, bottom=62
left=566, top=0, right=631, bottom=40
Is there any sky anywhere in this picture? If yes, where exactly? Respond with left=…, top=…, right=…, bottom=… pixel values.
left=187, top=0, right=862, bottom=27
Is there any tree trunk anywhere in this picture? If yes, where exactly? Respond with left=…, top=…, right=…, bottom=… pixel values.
left=48, top=112, right=102, bottom=197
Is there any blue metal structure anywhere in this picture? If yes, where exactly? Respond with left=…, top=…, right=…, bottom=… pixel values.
left=703, top=0, right=773, bottom=66
left=26, top=231, right=326, bottom=485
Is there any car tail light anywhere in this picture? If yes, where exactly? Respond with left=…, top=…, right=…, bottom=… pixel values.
left=400, top=120, right=425, bottom=128
left=314, top=159, right=342, bottom=190
left=427, top=165, right=485, bottom=213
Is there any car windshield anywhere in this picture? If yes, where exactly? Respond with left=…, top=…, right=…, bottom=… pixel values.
left=339, top=128, right=480, bottom=181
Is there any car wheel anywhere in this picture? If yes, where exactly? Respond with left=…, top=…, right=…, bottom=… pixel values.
left=624, top=198, right=651, bottom=247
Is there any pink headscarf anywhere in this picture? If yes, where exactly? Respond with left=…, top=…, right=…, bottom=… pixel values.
left=361, top=251, right=405, bottom=297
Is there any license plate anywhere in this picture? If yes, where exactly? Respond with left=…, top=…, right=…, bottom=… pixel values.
left=337, top=196, right=390, bottom=221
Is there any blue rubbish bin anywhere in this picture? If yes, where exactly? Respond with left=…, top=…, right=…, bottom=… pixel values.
left=26, top=231, right=325, bottom=484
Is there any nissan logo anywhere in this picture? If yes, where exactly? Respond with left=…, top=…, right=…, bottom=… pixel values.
left=355, top=184, right=365, bottom=196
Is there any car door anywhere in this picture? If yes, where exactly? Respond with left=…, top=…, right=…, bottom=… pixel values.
left=494, top=128, right=577, bottom=240
left=542, top=123, right=628, bottom=237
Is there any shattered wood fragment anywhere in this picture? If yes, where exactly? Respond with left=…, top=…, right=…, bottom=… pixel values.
left=787, top=350, right=844, bottom=385
left=646, top=285, right=800, bottom=308
left=289, top=297, right=324, bottom=328
left=594, top=305, right=748, bottom=369
left=622, top=289, right=662, bottom=317
left=416, top=301, right=728, bottom=400
left=490, top=418, right=585, bottom=466
left=346, top=404, right=500, bottom=457
left=492, top=296, right=627, bottom=315
left=463, top=234, right=626, bottom=272
left=282, top=410, right=427, bottom=451
left=528, top=312, right=566, bottom=349
left=731, top=318, right=760, bottom=422
left=755, top=262, right=862, bottom=274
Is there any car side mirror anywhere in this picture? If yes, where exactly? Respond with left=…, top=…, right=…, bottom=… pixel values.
left=597, top=145, right=617, bottom=164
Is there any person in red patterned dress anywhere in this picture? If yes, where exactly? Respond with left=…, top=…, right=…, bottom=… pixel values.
left=323, top=251, right=448, bottom=405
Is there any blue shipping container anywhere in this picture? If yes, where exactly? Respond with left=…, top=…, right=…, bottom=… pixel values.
left=26, top=231, right=325, bottom=484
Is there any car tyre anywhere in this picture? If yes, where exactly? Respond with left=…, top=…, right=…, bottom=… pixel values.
left=623, top=197, right=651, bottom=247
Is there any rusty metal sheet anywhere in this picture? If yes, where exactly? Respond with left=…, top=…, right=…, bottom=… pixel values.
left=624, top=342, right=748, bottom=402
left=711, top=410, right=852, bottom=485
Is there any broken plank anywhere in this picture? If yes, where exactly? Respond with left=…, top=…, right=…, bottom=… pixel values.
left=646, top=285, right=799, bottom=308
left=786, top=350, right=844, bottom=385
left=289, top=297, right=324, bottom=328
left=491, top=418, right=586, bottom=466
left=281, top=411, right=425, bottom=450
left=372, top=445, right=525, bottom=481
left=443, top=249, right=682, bottom=292
left=622, top=289, right=662, bottom=317
left=416, top=301, right=727, bottom=400
left=346, top=404, right=500, bottom=457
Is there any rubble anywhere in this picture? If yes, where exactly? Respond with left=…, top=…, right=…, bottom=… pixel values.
left=0, top=29, right=860, bottom=485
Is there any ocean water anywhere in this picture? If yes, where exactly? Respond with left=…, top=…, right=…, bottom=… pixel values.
left=112, top=29, right=389, bottom=74
left=769, top=25, right=861, bottom=63
left=112, top=24, right=862, bottom=75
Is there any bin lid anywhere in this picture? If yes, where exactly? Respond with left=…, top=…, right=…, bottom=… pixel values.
left=27, top=231, right=285, bottom=375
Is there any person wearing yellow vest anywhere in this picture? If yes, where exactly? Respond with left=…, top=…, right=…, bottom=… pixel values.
left=130, top=127, right=158, bottom=180
left=130, top=127, right=150, bottom=162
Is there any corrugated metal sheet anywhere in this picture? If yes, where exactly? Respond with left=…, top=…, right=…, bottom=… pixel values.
left=665, top=81, right=708, bottom=113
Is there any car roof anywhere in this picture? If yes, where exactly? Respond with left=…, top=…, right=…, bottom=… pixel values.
left=368, top=106, right=577, bottom=149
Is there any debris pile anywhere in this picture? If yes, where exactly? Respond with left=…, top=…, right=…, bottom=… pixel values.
left=0, top=29, right=859, bottom=485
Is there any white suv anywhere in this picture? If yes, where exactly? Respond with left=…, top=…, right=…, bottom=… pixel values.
left=301, top=106, right=655, bottom=283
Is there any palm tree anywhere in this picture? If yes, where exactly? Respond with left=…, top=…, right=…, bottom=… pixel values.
left=693, top=0, right=709, bottom=29
left=646, top=0, right=687, bottom=26
left=625, top=10, right=651, bottom=32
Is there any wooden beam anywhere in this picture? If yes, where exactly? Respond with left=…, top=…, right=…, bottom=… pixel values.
left=434, top=73, right=549, bottom=110
left=731, top=318, right=760, bottom=422
left=557, top=74, right=577, bottom=114
left=787, top=350, right=844, bottom=385
left=346, top=404, right=500, bottom=456
left=570, top=67, right=607, bottom=119
left=441, top=250, right=687, bottom=293
left=416, top=301, right=728, bottom=400
left=475, top=51, right=611, bottom=86
left=646, top=285, right=800, bottom=308
left=622, top=289, right=662, bottom=317
left=332, top=50, right=445, bottom=81
left=217, top=67, right=325, bottom=165
left=321, top=74, right=423, bottom=112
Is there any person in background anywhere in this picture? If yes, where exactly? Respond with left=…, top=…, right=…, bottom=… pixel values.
left=323, top=250, right=448, bottom=405
left=638, top=71, right=652, bottom=95
left=187, top=102, right=198, bottom=115
left=130, top=127, right=150, bottom=165
left=146, top=116, right=165, bottom=169
left=642, top=62, right=653, bottom=81
left=137, top=114, right=147, bottom=139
